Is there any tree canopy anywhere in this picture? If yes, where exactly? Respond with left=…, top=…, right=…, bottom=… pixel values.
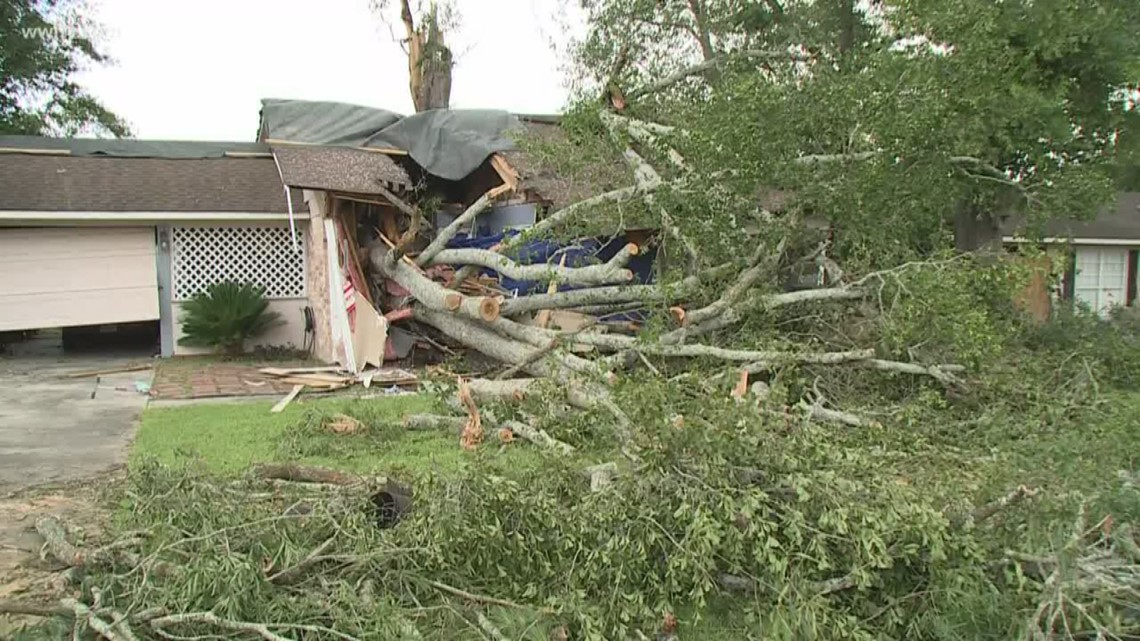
left=571, top=0, right=1140, bottom=261
left=0, top=0, right=128, bottom=136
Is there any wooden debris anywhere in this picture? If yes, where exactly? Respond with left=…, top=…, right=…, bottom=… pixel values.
left=457, top=377, right=484, bottom=450
left=326, top=413, right=363, bottom=435
left=730, top=370, right=749, bottom=401
left=535, top=255, right=568, bottom=329
left=64, top=364, right=152, bottom=379
left=259, top=367, right=417, bottom=403
left=270, top=385, right=304, bottom=414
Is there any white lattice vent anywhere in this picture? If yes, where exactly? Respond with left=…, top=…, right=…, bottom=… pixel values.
left=172, top=225, right=305, bottom=301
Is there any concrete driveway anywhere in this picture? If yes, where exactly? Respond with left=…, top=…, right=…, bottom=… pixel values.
left=0, top=348, right=154, bottom=492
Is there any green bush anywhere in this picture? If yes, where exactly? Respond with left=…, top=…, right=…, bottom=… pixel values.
left=1020, top=305, right=1140, bottom=389
left=178, top=281, right=282, bottom=355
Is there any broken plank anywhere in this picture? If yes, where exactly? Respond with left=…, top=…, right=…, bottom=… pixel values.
left=357, top=368, right=418, bottom=383
left=64, top=364, right=152, bottom=379
left=277, top=372, right=354, bottom=384
left=270, top=385, right=304, bottom=413
left=258, top=366, right=345, bottom=376
left=276, top=376, right=350, bottom=388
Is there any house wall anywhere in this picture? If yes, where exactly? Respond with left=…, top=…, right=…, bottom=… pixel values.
left=171, top=298, right=310, bottom=355
left=168, top=221, right=316, bottom=356
left=303, top=190, right=335, bottom=363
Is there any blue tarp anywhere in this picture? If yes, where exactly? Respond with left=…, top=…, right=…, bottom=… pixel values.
left=444, top=231, right=657, bottom=297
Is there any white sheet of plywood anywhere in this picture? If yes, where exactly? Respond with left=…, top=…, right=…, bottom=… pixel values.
left=324, top=219, right=357, bottom=372
left=0, top=227, right=159, bottom=331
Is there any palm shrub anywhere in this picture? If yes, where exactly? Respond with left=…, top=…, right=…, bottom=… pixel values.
left=178, top=281, right=283, bottom=355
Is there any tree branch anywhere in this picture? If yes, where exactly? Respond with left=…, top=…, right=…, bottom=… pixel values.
left=627, top=49, right=811, bottom=101
left=416, top=191, right=495, bottom=266
left=428, top=243, right=639, bottom=287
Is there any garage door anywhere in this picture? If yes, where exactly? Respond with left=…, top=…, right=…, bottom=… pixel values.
left=1074, top=246, right=1128, bottom=317
left=0, top=227, right=159, bottom=331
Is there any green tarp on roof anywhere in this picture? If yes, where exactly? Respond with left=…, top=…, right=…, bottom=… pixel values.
left=259, top=98, right=520, bottom=181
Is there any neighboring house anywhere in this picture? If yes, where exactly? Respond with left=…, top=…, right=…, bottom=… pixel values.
left=0, top=137, right=315, bottom=356
left=1004, top=192, right=1140, bottom=317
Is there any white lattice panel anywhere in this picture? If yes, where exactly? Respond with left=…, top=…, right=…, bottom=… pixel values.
left=172, top=225, right=305, bottom=301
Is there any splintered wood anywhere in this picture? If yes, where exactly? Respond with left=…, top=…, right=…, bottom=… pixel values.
left=261, top=366, right=419, bottom=412
left=456, top=377, right=484, bottom=450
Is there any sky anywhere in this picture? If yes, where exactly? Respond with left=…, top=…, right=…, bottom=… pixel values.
left=75, top=0, right=584, bottom=141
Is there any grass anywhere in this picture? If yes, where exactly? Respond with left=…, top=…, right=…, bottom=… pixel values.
left=133, top=393, right=550, bottom=478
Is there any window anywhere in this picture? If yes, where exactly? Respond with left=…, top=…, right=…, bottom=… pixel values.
left=1073, top=246, right=1127, bottom=316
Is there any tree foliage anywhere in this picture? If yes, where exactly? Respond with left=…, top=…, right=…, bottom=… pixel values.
left=0, top=0, right=128, bottom=136
left=573, top=0, right=1140, bottom=260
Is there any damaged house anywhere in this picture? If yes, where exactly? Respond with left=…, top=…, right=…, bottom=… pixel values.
left=259, top=99, right=653, bottom=372
left=0, top=99, right=650, bottom=367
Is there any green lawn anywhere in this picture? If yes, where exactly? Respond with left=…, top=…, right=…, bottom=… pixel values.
left=134, top=394, right=548, bottom=477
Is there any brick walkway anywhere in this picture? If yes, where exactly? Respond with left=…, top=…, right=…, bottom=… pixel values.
left=150, top=361, right=303, bottom=400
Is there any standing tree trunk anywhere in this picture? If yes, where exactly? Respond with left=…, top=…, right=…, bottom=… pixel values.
left=400, top=0, right=453, bottom=112
left=836, top=0, right=856, bottom=54
left=953, top=202, right=1002, bottom=253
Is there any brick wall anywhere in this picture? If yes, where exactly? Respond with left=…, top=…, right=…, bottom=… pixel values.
left=304, top=190, right=334, bottom=362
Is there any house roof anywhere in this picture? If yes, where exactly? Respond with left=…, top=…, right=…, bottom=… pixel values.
left=0, top=153, right=291, bottom=213
left=502, top=117, right=633, bottom=210
left=1003, top=192, right=1140, bottom=241
left=0, top=135, right=269, bottom=158
left=271, top=146, right=413, bottom=195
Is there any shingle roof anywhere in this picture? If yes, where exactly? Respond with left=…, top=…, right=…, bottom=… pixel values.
left=1004, top=192, right=1140, bottom=240
left=0, top=135, right=269, bottom=158
left=0, top=154, right=291, bottom=213
left=271, top=146, right=413, bottom=194
left=501, top=118, right=632, bottom=210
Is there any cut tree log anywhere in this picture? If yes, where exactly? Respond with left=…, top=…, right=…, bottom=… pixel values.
left=403, top=414, right=468, bottom=433
left=402, top=412, right=574, bottom=453
left=501, top=420, right=575, bottom=454
left=253, top=464, right=360, bottom=486
left=497, top=263, right=737, bottom=316
left=467, top=378, right=537, bottom=402
left=372, top=246, right=501, bottom=323
left=427, top=243, right=638, bottom=287
left=413, top=308, right=593, bottom=380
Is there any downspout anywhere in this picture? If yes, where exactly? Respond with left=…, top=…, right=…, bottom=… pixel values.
left=271, top=150, right=299, bottom=252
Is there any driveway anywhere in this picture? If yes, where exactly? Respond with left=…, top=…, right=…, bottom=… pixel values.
left=0, top=349, right=153, bottom=492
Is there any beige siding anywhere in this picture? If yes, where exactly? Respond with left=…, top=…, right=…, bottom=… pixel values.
left=0, top=227, right=158, bottom=331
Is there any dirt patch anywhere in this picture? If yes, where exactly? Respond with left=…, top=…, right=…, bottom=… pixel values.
left=0, top=477, right=116, bottom=636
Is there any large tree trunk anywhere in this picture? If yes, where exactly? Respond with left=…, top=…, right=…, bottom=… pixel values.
left=400, top=0, right=453, bottom=112
left=953, top=202, right=1002, bottom=253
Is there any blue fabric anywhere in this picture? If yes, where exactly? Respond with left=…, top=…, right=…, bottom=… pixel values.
left=444, top=231, right=657, bottom=296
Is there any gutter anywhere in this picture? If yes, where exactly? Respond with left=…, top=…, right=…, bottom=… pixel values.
left=0, top=211, right=307, bottom=223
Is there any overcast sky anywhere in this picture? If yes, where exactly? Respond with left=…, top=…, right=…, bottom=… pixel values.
left=75, top=0, right=583, bottom=141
